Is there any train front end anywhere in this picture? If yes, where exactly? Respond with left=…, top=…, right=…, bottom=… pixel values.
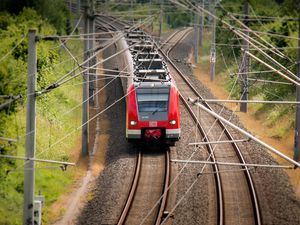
left=126, top=83, right=180, bottom=145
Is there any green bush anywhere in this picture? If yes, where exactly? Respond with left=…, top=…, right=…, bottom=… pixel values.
left=0, top=8, right=82, bottom=225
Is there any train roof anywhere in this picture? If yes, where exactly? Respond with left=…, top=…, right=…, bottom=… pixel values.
left=125, top=28, right=171, bottom=85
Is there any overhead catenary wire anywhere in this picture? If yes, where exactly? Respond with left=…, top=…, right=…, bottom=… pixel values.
left=191, top=22, right=299, bottom=41
left=224, top=6, right=294, bottom=63
left=188, top=97, right=300, bottom=168
left=136, top=5, right=298, bottom=223
left=39, top=15, right=156, bottom=95
left=0, top=95, right=22, bottom=111
left=0, top=154, right=75, bottom=166
left=197, top=99, right=300, bottom=105
left=0, top=137, right=18, bottom=143
left=52, top=40, right=140, bottom=87
left=144, top=16, right=289, bottom=223
left=140, top=22, right=247, bottom=225
left=59, top=39, right=82, bottom=68
left=219, top=3, right=295, bottom=60
left=12, top=36, right=159, bottom=170
left=171, top=0, right=299, bottom=83
left=11, top=82, right=136, bottom=174
left=150, top=24, right=262, bottom=224
left=37, top=33, right=125, bottom=95
left=243, top=49, right=300, bottom=87
left=11, top=16, right=148, bottom=152
left=171, top=159, right=294, bottom=169
left=0, top=35, right=26, bottom=63
left=247, top=78, right=293, bottom=85
left=60, top=76, right=113, bottom=88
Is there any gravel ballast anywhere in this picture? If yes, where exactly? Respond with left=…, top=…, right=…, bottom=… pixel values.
left=76, top=29, right=300, bottom=225
left=169, top=31, right=300, bottom=225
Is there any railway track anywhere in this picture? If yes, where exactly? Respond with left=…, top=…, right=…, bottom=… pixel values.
left=117, top=149, right=170, bottom=225
left=96, top=15, right=261, bottom=225
left=96, top=16, right=173, bottom=225
left=160, top=28, right=261, bottom=225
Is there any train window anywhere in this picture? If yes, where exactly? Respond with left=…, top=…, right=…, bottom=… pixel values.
left=137, top=93, right=169, bottom=113
left=138, top=101, right=168, bottom=112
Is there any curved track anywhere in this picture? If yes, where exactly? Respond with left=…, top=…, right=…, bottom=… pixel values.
left=161, top=28, right=261, bottom=225
left=117, top=149, right=170, bottom=225
left=96, top=15, right=261, bottom=225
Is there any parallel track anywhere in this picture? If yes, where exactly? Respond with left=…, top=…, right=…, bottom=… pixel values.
left=161, top=28, right=261, bottom=225
left=96, top=15, right=261, bottom=225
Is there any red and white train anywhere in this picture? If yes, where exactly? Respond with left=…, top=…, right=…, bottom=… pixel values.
left=117, top=29, right=180, bottom=145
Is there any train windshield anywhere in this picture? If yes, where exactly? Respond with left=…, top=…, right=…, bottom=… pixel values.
left=136, top=88, right=169, bottom=117
left=137, top=95, right=168, bottom=112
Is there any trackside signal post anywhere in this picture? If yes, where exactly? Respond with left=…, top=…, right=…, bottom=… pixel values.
left=210, top=0, right=216, bottom=81
left=82, top=0, right=96, bottom=156
left=24, top=29, right=37, bottom=225
left=159, top=0, right=163, bottom=39
left=199, top=0, right=204, bottom=48
left=240, top=0, right=249, bottom=113
left=82, top=1, right=89, bottom=156
left=194, top=2, right=200, bottom=64
left=294, top=8, right=300, bottom=162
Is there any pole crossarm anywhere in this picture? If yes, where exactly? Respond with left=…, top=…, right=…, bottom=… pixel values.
left=171, top=159, right=294, bottom=169
left=244, top=49, right=300, bottom=87
left=0, top=137, right=18, bottom=142
left=247, top=78, right=293, bottom=85
left=198, top=99, right=300, bottom=104
left=189, top=139, right=250, bottom=146
left=0, top=155, right=75, bottom=166
left=188, top=97, right=300, bottom=168
left=0, top=95, right=22, bottom=99
left=0, top=95, right=22, bottom=111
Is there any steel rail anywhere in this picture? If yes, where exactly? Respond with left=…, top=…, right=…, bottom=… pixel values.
left=165, top=28, right=193, bottom=56
left=117, top=151, right=142, bottom=225
left=180, top=93, right=224, bottom=225
left=161, top=28, right=261, bottom=225
left=162, top=28, right=224, bottom=225
left=99, top=15, right=172, bottom=225
left=160, top=29, right=181, bottom=51
left=155, top=150, right=171, bottom=225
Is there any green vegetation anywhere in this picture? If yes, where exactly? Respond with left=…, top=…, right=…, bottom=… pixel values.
left=0, top=0, right=71, bottom=34
left=99, top=0, right=192, bottom=34
left=204, top=0, right=299, bottom=138
left=0, top=4, right=82, bottom=225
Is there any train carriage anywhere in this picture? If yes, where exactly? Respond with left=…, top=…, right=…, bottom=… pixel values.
left=117, top=29, right=181, bottom=145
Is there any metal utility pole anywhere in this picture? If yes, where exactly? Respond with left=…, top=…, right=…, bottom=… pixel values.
left=194, top=2, right=200, bottom=63
left=131, top=0, right=133, bottom=24
left=240, top=0, right=249, bottom=112
left=69, top=0, right=72, bottom=12
left=294, top=7, right=300, bottom=162
left=199, top=0, right=204, bottom=47
left=89, top=0, right=95, bottom=104
left=210, top=0, right=216, bottom=81
left=159, top=0, right=163, bottom=39
left=82, top=1, right=89, bottom=156
left=77, top=0, right=81, bottom=16
left=23, top=29, right=37, bottom=225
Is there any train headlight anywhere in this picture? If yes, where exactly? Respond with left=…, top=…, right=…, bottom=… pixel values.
left=130, top=120, right=137, bottom=126
left=169, top=120, right=176, bottom=125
